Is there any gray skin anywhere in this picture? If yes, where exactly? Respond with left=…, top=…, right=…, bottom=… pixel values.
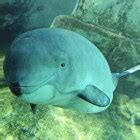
left=4, top=28, right=140, bottom=113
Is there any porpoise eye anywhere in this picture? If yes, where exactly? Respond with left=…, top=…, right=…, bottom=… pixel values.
left=59, top=61, right=67, bottom=70
left=61, top=63, right=65, bottom=67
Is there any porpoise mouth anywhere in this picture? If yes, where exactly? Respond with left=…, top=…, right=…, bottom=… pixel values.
left=20, top=84, right=57, bottom=104
left=8, top=73, right=56, bottom=96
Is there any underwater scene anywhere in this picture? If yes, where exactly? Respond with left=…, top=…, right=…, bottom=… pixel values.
left=0, top=0, right=140, bottom=139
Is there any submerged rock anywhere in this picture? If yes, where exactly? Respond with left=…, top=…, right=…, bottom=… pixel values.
left=75, top=0, right=140, bottom=39
left=131, top=113, right=140, bottom=125
left=119, top=95, right=140, bottom=125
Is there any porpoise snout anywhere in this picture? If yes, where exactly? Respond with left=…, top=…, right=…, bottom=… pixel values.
left=9, top=82, right=22, bottom=96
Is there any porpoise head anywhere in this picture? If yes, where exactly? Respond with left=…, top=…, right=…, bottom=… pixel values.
left=4, top=29, right=76, bottom=105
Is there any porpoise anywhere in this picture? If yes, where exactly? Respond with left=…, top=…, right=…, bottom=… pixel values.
left=3, top=28, right=140, bottom=113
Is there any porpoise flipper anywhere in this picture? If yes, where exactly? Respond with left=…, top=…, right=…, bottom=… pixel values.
left=78, top=85, right=110, bottom=107
left=30, top=103, right=37, bottom=114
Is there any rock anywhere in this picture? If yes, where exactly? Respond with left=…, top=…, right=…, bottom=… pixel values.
left=119, top=95, right=140, bottom=125
left=75, top=0, right=140, bottom=39
left=131, top=113, right=140, bottom=125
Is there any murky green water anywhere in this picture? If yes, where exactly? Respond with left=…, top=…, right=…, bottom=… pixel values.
left=0, top=0, right=140, bottom=139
